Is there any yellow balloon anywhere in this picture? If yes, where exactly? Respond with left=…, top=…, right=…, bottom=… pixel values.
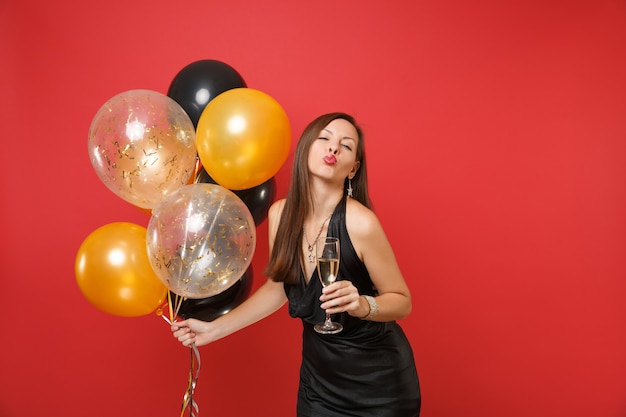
left=196, top=88, right=291, bottom=190
left=75, top=222, right=168, bottom=317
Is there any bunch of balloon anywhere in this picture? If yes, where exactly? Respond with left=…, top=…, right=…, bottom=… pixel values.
left=87, top=89, right=198, bottom=210
left=195, top=87, right=291, bottom=191
left=167, top=59, right=247, bottom=128
left=195, top=166, right=275, bottom=225
left=75, top=222, right=168, bottom=317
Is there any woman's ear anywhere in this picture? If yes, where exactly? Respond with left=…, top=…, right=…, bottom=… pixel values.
left=348, top=161, right=361, bottom=179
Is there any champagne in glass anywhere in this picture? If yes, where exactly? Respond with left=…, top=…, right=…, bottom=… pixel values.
left=317, top=257, right=339, bottom=287
left=314, top=237, right=343, bottom=334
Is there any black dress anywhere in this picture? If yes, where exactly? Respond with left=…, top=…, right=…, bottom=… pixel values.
left=284, top=196, right=421, bottom=417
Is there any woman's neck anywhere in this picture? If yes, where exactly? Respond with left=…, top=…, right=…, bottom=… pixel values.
left=309, top=186, right=343, bottom=221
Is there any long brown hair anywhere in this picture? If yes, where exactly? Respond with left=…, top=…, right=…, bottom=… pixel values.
left=265, top=112, right=371, bottom=284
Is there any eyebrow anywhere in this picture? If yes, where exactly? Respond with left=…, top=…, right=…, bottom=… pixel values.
left=322, top=128, right=355, bottom=141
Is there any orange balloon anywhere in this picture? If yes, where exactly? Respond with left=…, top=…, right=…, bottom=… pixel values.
left=75, top=222, right=167, bottom=317
left=195, top=88, right=291, bottom=190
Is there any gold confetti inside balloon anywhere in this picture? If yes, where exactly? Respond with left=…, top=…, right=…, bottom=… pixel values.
left=146, top=183, right=256, bottom=299
left=88, top=89, right=197, bottom=209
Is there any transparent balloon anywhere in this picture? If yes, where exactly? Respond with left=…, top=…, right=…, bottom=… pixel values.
left=147, top=183, right=256, bottom=299
left=88, top=89, right=197, bottom=209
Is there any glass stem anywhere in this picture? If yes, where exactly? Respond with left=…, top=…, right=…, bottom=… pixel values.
left=324, top=312, right=332, bottom=327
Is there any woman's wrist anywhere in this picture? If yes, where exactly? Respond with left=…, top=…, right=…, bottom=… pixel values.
left=359, top=295, right=378, bottom=320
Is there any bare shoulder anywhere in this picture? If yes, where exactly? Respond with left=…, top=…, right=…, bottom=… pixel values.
left=267, top=198, right=286, bottom=242
left=346, top=198, right=380, bottom=227
left=268, top=198, right=286, bottom=220
left=345, top=198, right=384, bottom=243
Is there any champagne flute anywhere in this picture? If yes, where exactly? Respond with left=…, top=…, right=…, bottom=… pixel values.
left=314, top=237, right=343, bottom=334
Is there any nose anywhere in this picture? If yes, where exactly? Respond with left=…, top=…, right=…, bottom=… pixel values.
left=328, top=144, right=338, bottom=154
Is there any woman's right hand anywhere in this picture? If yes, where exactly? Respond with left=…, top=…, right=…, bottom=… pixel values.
left=171, top=318, right=213, bottom=347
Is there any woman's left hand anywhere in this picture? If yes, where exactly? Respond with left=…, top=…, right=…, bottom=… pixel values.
left=320, top=281, right=364, bottom=317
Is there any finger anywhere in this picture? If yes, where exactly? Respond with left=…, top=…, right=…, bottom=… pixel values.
left=321, top=286, right=353, bottom=301
left=321, top=296, right=344, bottom=310
left=325, top=293, right=360, bottom=311
left=322, top=281, right=343, bottom=292
left=173, top=328, right=191, bottom=338
left=178, top=332, right=195, bottom=343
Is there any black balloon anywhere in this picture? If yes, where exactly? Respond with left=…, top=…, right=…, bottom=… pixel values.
left=196, top=167, right=275, bottom=225
left=167, top=59, right=247, bottom=127
left=177, top=267, right=254, bottom=322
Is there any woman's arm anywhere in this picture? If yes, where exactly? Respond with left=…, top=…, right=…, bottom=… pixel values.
left=171, top=279, right=287, bottom=347
left=320, top=199, right=412, bottom=322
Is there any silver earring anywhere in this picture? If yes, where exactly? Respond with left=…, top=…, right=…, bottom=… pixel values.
left=347, top=179, right=353, bottom=197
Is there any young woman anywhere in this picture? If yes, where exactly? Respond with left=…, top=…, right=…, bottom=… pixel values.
left=172, top=112, right=421, bottom=416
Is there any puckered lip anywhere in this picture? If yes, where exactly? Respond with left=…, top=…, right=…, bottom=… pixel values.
left=323, top=154, right=337, bottom=165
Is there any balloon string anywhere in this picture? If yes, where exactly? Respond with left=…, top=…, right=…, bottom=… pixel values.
left=179, top=343, right=201, bottom=417
left=192, top=157, right=202, bottom=183
left=165, top=292, right=186, bottom=324
left=158, top=295, right=198, bottom=417
left=168, top=292, right=174, bottom=323
left=174, top=295, right=185, bottom=319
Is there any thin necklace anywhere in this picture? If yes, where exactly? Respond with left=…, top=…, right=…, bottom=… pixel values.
left=302, top=214, right=332, bottom=263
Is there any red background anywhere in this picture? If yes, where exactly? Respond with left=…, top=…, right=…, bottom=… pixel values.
left=1, top=1, right=625, bottom=416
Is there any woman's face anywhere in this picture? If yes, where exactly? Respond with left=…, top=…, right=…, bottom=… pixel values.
left=308, top=118, right=360, bottom=182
